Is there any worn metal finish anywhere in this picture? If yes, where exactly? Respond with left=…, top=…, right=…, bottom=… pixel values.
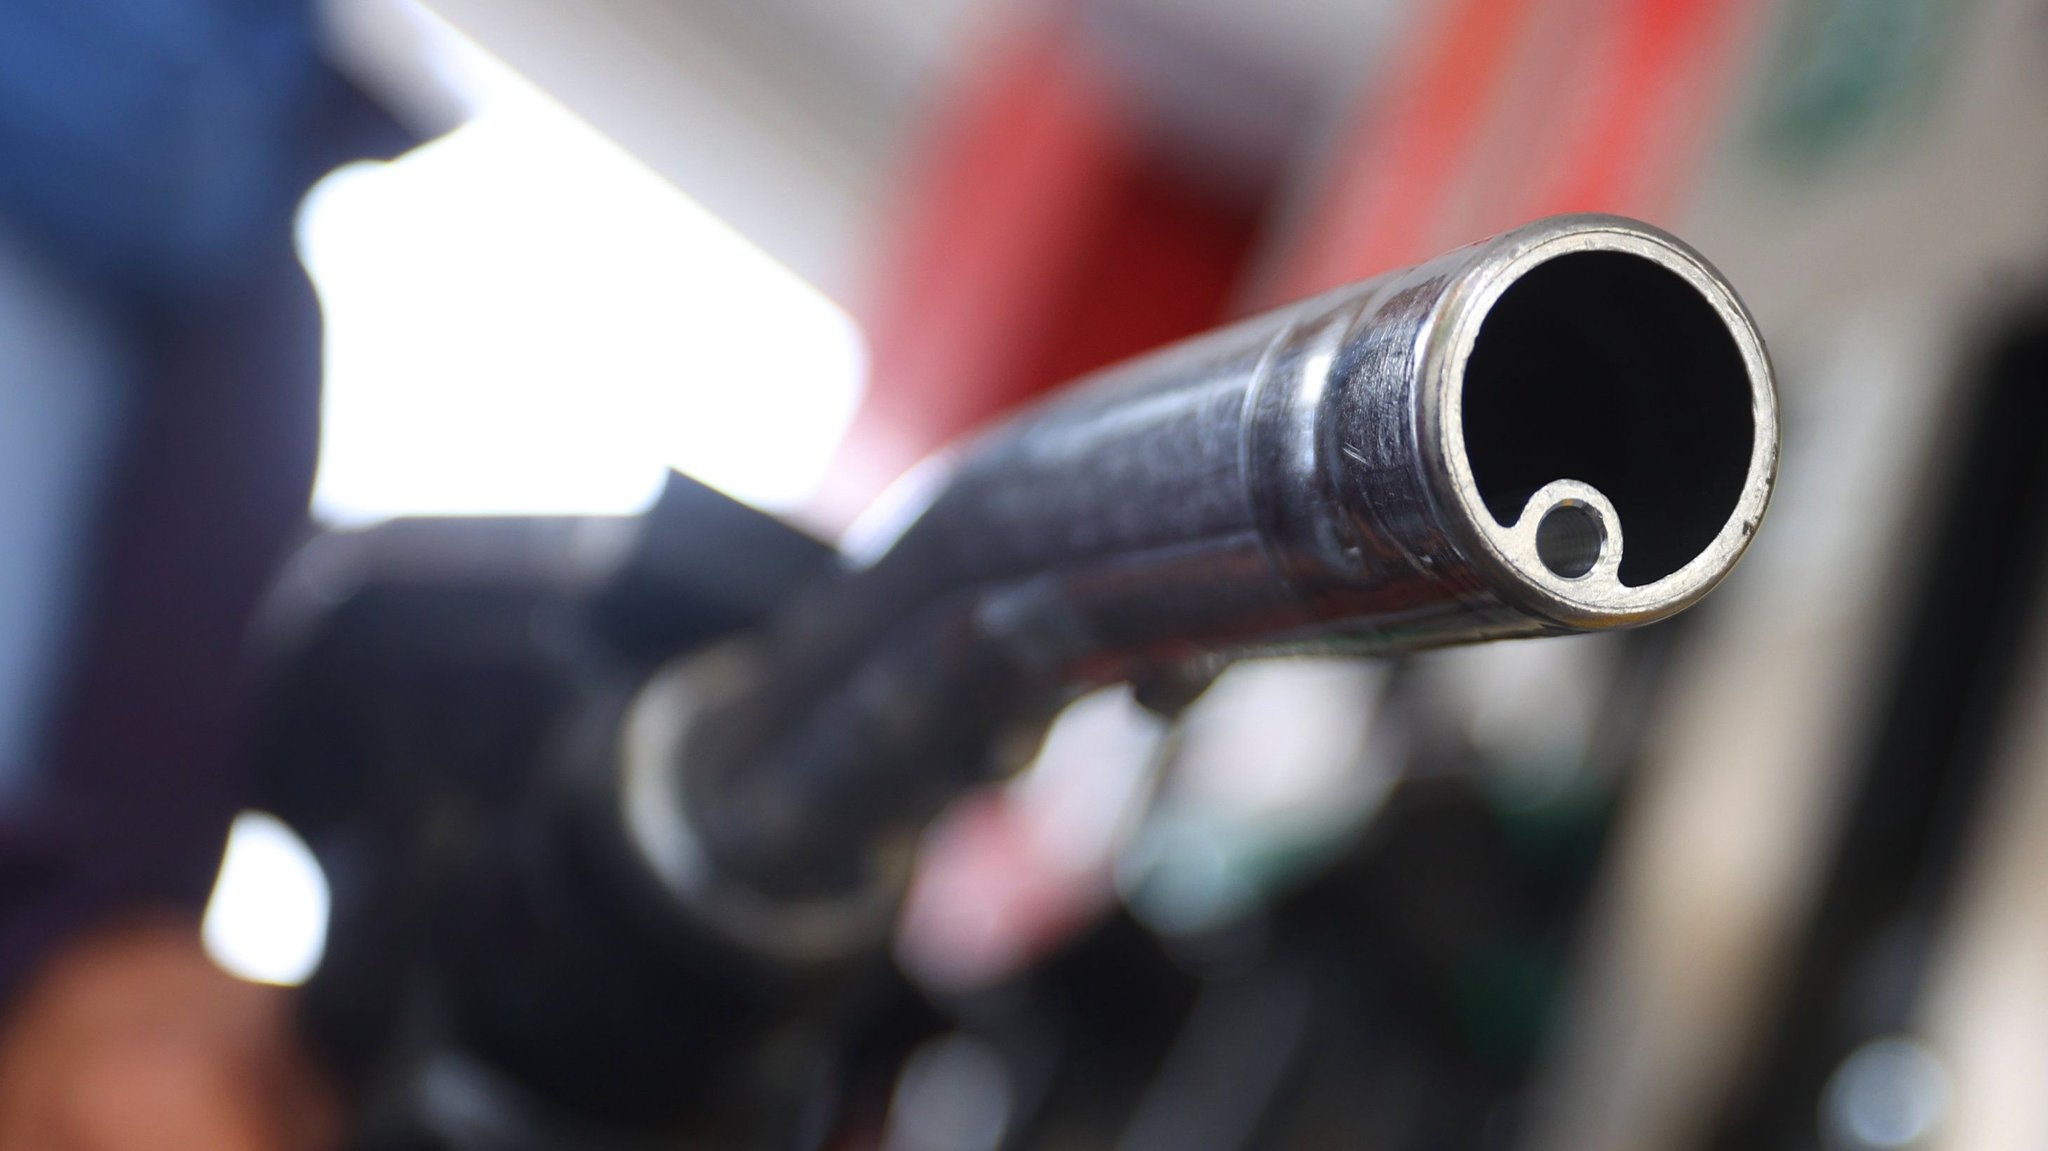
left=619, top=214, right=1778, bottom=957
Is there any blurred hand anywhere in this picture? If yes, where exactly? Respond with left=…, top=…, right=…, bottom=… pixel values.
left=0, top=915, right=338, bottom=1151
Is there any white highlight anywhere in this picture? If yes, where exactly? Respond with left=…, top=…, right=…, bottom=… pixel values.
left=299, top=18, right=865, bottom=526
left=201, top=811, right=332, bottom=987
left=884, top=1034, right=1014, bottom=1151
left=1822, top=1036, right=1950, bottom=1150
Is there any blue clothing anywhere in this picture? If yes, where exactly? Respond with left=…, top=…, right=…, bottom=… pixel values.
left=0, top=0, right=411, bottom=1008
left=0, top=0, right=319, bottom=291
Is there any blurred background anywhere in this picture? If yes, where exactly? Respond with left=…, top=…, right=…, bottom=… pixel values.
left=3, top=0, right=2048, bottom=1148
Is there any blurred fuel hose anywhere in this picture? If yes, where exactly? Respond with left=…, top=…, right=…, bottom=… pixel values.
left=615, top=213, right=1778, bottom=961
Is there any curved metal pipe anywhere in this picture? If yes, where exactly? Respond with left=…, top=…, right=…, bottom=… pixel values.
left=619, top=214, right=1778, bottom=956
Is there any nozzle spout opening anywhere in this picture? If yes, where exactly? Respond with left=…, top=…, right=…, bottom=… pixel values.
left=1458, top=247, right=1761, bottom=591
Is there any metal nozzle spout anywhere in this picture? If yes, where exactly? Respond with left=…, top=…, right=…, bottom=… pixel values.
left=619, top=214, right=1778, bottom=955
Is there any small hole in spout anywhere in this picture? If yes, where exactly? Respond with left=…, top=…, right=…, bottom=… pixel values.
left=1536, top=502, right=1604, bottom=579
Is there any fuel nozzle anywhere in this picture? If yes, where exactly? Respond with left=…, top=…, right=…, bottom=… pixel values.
left=617, top=214, right=1779, bottom=960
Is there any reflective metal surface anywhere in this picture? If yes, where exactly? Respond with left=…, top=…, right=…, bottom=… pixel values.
left=622, top=213, right=1778, bottom=955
